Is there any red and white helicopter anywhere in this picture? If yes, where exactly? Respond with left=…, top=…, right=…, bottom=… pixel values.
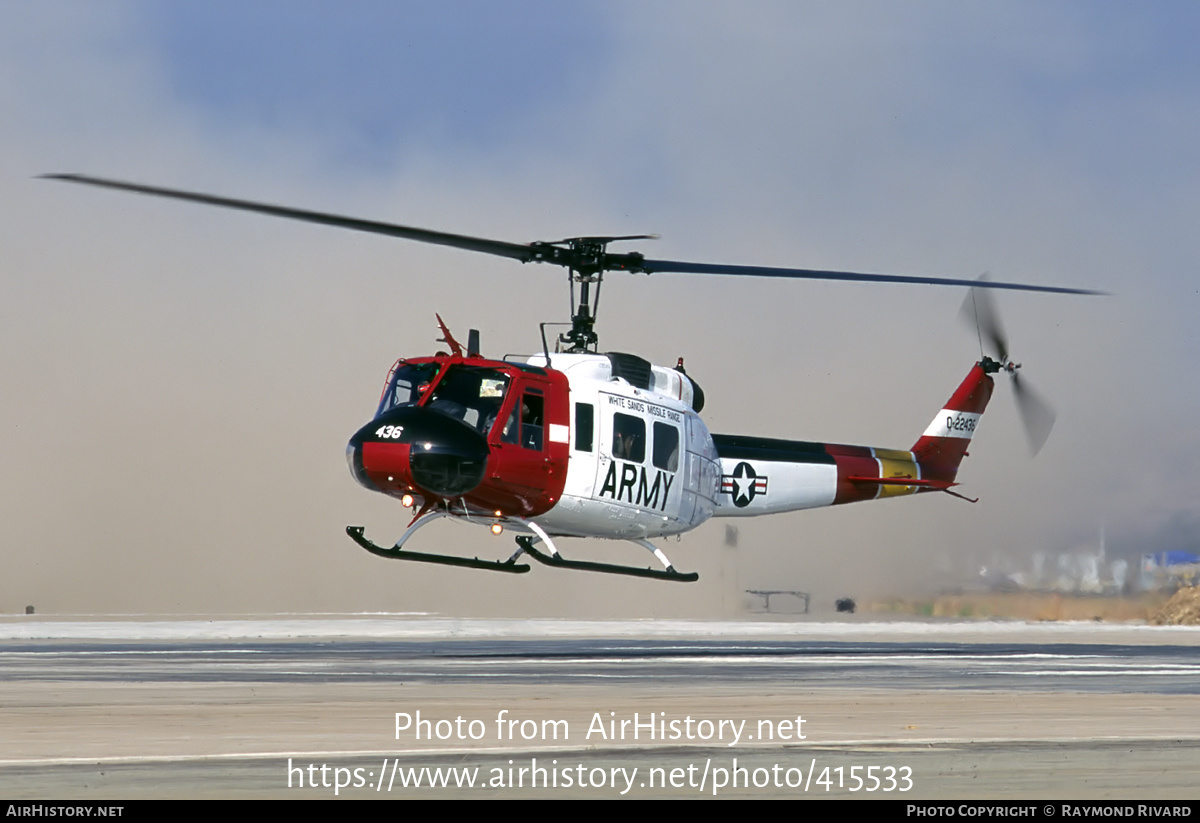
left=45, top=174, right=1098, bottom=582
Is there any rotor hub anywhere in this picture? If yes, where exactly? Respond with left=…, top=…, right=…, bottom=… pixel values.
left=979, top=355, right=1022, bottom=375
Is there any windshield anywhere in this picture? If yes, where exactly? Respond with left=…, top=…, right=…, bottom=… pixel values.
left=424, top=365, right=511, bottom=435
left=377, top=361, right=441, bottom=417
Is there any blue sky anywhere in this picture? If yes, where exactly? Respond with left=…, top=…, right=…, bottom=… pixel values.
left=3, top=2, right=1199, bottom=613
left=135, top=3, right=1200, bottom=208
left=145, top=1, right=613, bottom=170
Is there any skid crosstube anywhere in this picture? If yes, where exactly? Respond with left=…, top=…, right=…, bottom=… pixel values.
left=346, top=526, right=530, bottom=574
left=516, top=536, right=699, bottom=583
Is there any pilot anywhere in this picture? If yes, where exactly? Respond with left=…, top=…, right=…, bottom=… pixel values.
left=479, top=395, right=504, bottom=435
left=614, top=431, right=639, bottom=460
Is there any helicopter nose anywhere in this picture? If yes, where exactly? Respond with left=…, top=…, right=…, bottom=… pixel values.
left=347, top=407, right=489, bottom=498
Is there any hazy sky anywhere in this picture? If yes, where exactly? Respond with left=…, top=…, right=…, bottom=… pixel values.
left=3, top=2, right=1198, bottom=615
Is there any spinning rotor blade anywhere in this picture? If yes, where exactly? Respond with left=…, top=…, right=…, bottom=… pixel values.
left=43, top=173, right=1104, bottom=297
left=960, top=281, right=1057, bottom=455
left=1012, top=373, right=1056, bottom=456
left=960, top=282, right=1009, bottom=363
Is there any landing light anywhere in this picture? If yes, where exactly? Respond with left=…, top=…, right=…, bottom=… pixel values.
left=491, top=523, right=504, bottom=535
left=401, top=493, right=415, bottom=508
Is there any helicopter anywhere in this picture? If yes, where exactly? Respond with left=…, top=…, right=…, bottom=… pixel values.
left=43, top=173, right=1099, bottom=582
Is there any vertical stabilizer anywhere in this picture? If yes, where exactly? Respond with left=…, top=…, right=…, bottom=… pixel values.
left=911, top=363, right=995, bottom=480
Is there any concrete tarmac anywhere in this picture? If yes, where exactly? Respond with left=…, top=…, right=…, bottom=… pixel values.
left=2, top=616, right=1198, bottom=799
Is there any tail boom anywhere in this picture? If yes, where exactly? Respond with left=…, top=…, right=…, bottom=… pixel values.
left=712, top=362, right=994, bottom=516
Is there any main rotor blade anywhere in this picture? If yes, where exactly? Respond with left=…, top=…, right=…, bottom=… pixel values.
left=41, top=173, right=536, bottom=262
left=638, top=259, right=1104, bottom=296
left=43, top=173, right=1106, bottom=297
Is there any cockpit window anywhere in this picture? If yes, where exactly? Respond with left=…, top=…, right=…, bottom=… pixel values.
left=378, top=362, right=441, bottom=417
left=424, top=366, right=511, bottom=434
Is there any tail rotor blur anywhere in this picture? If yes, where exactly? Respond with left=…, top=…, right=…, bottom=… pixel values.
left=961, top=281, right=1056, bottom=455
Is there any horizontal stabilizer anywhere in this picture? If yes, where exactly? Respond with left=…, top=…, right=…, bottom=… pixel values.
left=846, top=476, right=954, bottom=489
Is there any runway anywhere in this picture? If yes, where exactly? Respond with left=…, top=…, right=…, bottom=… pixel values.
left=2, top=616, right=1198, bottom=798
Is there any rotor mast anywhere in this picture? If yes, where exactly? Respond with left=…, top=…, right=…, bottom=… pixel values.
left=564, top=249, right=603, bottom=353
left=526, top=235, right=652, bottom=353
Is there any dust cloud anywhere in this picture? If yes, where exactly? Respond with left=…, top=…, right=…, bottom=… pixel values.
left=2, top=4, right=1197, bottom=618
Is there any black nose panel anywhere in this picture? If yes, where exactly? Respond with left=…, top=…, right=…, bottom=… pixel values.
left=349, top=407, right=489, bottom=497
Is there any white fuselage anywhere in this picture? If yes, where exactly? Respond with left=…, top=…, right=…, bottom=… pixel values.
left=522, top=353, right=722, bottom=539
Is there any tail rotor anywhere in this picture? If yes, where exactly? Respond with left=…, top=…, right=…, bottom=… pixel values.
left=961, top=281, right=1056, bottom=455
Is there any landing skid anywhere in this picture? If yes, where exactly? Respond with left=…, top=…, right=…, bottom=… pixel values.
left=346, top=526, right=531, bottom=574
left=516, top=536, right=699, bottom=583
left=346, top=513, right=698, bottom=582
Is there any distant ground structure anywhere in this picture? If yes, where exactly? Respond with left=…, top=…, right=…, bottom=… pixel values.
left=1140, top=551, right=1200, bottom=593
left=835, top=597, right=856, bottom=614
left=746, top=590, right=810, bottom=614
left=976, top=546, right=1199, bottom=598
